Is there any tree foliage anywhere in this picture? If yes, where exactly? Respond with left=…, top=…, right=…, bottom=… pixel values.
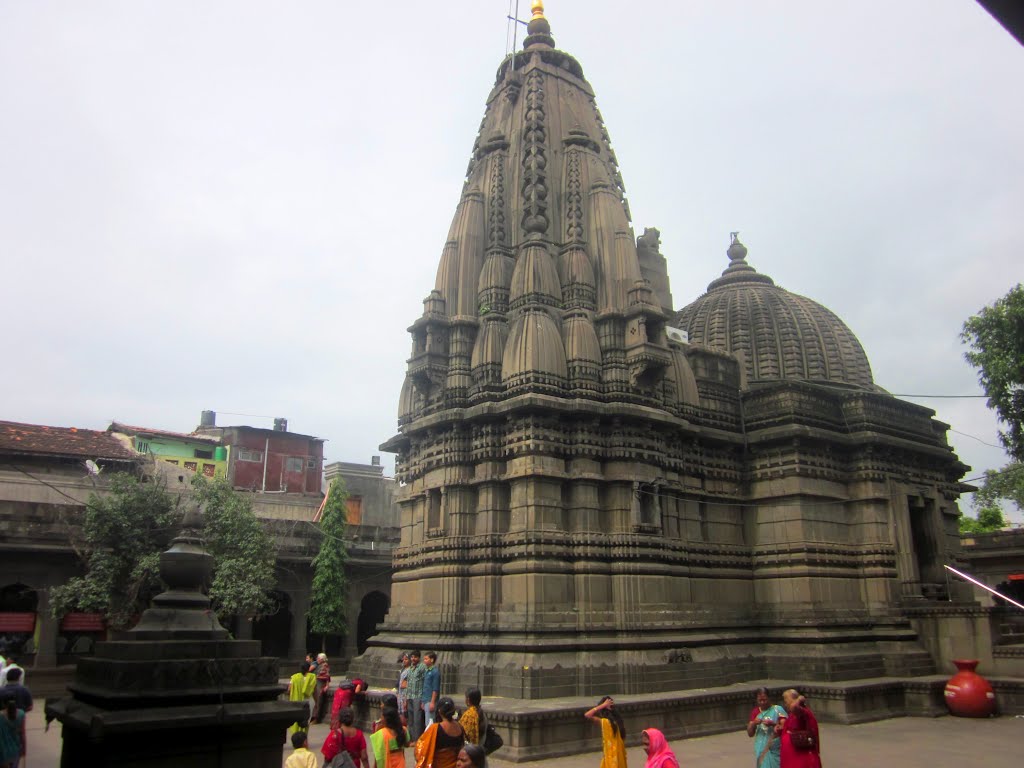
left=191, top=475, right=276, bottom=619
left=51, top=472, right=277, bottom=628
left=308, top=478, right=350, bottom=641
left=51, top=473, right=180, bottom=629
left=961, top=283, right=1024, bottom=462
left=959, top=462, right=1023, bottom=534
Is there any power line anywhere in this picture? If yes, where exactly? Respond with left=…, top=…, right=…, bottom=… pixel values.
left=950, top=429, right=1004, bottom=450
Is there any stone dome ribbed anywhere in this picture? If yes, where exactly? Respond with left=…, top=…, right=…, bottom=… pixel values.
left=510, top=244, right=562, bottom=311
left=471, top=317, right=507, bottom=370
left=501, top=309, right=568, bottom=388
left=675, top=236, right=875, bottom=389
left=562, top=314, right=601, bottom=363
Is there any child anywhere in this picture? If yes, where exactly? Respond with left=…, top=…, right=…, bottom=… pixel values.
left=285, top=730, right=319, bottom=768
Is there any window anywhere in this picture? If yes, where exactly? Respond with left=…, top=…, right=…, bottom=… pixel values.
left=307, top=457, right=317, bottom=470
left=237, top=448, right=263, bottom=463
left=202, top=464, right=216, bottom=478
left=184, top=461, right=198, bottom=472
left=135, top=440, right=150, bottom=454
left=194, top=448, right=213, bottom=459
left=427, top=489, right=442, bottom=530
left=285, top=457, right=304, bottom=473
left=346, top=497, right=363, bottom=525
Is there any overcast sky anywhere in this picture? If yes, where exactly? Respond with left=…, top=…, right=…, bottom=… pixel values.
left=1, top=1, right=1021, bottom=520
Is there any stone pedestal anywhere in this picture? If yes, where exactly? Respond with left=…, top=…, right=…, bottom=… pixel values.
left=46, top=506, right=305, bottom=767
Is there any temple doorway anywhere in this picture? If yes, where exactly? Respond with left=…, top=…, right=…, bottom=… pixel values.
left=356, top=591, right=389, bottom=655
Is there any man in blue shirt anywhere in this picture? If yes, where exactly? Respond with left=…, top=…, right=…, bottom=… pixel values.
left=422, top=651, right=440, bottom=727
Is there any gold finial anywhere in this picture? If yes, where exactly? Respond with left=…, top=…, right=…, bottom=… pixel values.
left=531, top=0, right=545, bottom=20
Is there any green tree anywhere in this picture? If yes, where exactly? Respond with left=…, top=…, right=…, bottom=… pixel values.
left=191, top=475, right=276, bottom=619
left=308, top=478, right=350, bottom=649
left=51, top=473, right=180, bottom=629
left=959, top=462, right=1023, bottom=533
left=961, top=284, right=1024, bottom=462
left=51, top=473, right=277, bottom=628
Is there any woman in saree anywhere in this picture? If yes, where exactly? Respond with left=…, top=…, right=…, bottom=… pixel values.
left=778, top=689, right=821, bottom=768
left=460, top=689, right=483, bottom=746
left=747, top=687, right=786, bottom=768
left=370, top=705, right=410, bottom=768
left=584, top=696, right=627, bottom=768
left=287, top=662, right=317, bottom=735
left=415, top=696, right=464, bottom=768
left=641, top=729, right=679, bottom=768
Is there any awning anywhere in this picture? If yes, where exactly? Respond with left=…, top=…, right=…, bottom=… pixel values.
left=0, top=612, right=36, bottom=633
left=60, top=612, right=105, bottom=632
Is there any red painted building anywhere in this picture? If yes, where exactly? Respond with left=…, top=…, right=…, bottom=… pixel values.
left=195, top=414, right=323, bottom=495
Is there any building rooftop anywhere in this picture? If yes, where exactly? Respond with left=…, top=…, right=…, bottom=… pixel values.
left=108, top=421, right=218, bottom=443
left=0, top=420, right=139, bottom=462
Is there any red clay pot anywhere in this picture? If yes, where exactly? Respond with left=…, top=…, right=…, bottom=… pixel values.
left=944, top=659, right=996, bottom=717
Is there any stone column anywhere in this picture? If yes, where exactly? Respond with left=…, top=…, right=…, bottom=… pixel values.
left=33, top=587, right=58, bottom=669
left=289, top=587, right=311, bottom=664
left=235, top=616, right=254, bottom=640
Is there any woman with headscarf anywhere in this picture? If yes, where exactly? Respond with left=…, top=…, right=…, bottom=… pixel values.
left=778, top=689, right=821, bottom=768
left=747, top=687, right=786, bottom=768
left=414, top=696, right=464, bottom=768
left=584, top=696, right=627, bottom=768
left=641, top=729, right=679, bottom=768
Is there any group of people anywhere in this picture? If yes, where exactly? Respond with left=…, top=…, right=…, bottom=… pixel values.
left=286, top=654, right=821, bottom=768
left=585, top=687, right=821, bottom=768
left=0, top=655, right=31, bottom=768
left=747, top=688, right=822, bottom=768
left=285, top=650, right=489, bottom=768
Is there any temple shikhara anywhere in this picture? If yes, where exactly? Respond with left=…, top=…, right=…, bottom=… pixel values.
left=354, top=2, right=986, bottom=748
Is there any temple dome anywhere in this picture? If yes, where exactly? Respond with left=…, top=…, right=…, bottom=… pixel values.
left=675, top=236, right=875, bottom=389
left=501, top=308, right=568, bottom=391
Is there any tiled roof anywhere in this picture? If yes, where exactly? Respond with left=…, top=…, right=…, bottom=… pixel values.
left=108, top=422, right=217, bottom=443
left=0, top=420, right=139, bottom=461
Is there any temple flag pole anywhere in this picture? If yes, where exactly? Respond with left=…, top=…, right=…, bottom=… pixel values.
left=944, top=564, right=1024, bottom=611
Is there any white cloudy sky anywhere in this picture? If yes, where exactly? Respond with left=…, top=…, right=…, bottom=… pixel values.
left=1, top=1, right=1021, bottom=519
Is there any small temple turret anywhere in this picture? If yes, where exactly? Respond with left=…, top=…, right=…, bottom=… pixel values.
left=46, top=505, right=303, bottom=766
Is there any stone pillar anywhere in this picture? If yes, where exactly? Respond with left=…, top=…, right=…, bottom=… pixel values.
left=289, top=588, right=310, bottom=664
left=33, top=587, right=58, bottom=669
left=235, top=616, right=254, bottom=641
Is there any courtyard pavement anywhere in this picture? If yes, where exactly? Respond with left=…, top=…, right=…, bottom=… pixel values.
left=26, top=705, right=1022, bottom=767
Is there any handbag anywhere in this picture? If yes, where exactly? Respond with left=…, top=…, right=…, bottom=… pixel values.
left=482, top=723, right=503, bottom=755
left=789, top=729, right=815, bottom=751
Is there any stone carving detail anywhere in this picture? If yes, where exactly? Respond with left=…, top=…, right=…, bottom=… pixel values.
left=521, top=69, right=549, bottom=236
left=637, top=227, right=661, bottom=253
left=591, top=99, right=631, bottom=222
left=565, top=148, right=584, bottom=243
left=488, top=150, right=508, bottom=248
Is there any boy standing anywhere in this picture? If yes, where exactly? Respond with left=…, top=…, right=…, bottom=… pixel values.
left=284, top=731, right=319, bottom=768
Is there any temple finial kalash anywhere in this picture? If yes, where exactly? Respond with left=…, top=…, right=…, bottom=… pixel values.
left=525, top=0, right=554, bottom=47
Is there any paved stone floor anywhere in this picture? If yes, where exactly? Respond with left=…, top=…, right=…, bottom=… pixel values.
left=28, top=708, right=1021, bottom=766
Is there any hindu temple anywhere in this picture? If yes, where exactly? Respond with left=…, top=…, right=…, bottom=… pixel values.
left=352, top=3, right=993, bottom=755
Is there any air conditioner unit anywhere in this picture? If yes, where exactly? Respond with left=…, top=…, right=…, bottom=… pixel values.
left=666, top=327, right=689, bottom=344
